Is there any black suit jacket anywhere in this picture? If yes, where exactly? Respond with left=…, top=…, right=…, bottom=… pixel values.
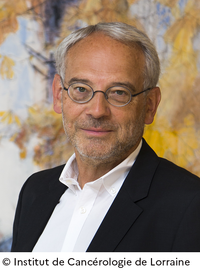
left=11, top=139, right=200, bottom=252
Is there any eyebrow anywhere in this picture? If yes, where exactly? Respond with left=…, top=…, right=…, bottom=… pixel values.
left=67, top=78, right=137, bottom=93
left=111, top=81, right=137, bottom=93
left=68, top=77, right=91, bottom=85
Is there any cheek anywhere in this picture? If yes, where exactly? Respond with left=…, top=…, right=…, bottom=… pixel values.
left=115, top=104, right=144, bottom=132
left=114, top=108, right=136, bottom=125
left=62, top=99, right=84, bottom=128
left=112, top=112, right=134, bottom=135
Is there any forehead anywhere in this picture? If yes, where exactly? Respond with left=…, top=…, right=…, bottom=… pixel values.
left=65, top=33, right=145, bottom=86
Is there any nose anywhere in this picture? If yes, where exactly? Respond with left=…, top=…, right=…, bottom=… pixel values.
left=85, top=91, right=111, bottom=118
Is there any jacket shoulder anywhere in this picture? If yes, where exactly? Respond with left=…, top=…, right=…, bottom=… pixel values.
left=157, top=157, right=200, bottom=186
left=21, top=164, right=66, bottom=196
left=141, top=139, right=200, bottom=187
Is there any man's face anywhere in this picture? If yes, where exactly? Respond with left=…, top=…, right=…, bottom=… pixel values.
left=53, top=33, right=160, bottom=165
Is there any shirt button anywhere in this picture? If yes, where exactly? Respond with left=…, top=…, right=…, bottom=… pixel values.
left=80, top=207, right=86, bottom=214
left=111, top=188, right=116, bottom=194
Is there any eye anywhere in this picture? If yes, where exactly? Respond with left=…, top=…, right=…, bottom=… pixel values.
left=109, top=88, right=130, bottom=97
left=76, top=86, right=87, bottom=93
left=71, top=83, right=91, bottom=94
left=106, top=86, right=131, bottom=105
left=68, top=83, right=93, bottom=103
left=114, top=90, right=126, bottom=96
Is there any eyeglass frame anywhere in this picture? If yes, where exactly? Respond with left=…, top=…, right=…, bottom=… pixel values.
left=60, top=76, right=152, bottom=107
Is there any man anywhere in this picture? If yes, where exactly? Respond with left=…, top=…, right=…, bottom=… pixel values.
left=11, top=22, right=200, bottom=252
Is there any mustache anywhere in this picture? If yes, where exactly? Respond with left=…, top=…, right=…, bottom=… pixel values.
left=74, top=117, right=117, bottom=130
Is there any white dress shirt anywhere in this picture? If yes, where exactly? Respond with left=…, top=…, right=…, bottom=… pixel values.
left=33, top=141, right=142, bottom=252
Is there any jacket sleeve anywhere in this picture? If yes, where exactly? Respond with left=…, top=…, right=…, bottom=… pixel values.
left=11, top=181, right=28, bottom=252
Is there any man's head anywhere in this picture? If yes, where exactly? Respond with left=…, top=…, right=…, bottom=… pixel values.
left=52, top=22, right=161, bottom=166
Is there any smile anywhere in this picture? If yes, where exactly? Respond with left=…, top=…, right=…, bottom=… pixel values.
left=81, top=128, right=113, bottom=137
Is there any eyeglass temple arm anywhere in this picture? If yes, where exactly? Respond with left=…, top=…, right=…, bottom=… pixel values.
left=132, top=88, right=151, bottom=98
left=59, top=76, right=66, bottom=89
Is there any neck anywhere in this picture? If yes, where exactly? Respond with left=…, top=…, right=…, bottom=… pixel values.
left=74, top=141, right=141, bottom=189
left=76, top=158, right=120, bottom=189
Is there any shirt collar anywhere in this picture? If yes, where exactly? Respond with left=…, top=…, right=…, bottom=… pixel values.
left=59, top=140, right=142, bottom=195
left=59, top=153, right=79, bottom=193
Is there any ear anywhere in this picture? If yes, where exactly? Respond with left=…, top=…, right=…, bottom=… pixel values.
left=52, top=74, right=63, bottom=114
left=144, top=87, right=161, bottom=125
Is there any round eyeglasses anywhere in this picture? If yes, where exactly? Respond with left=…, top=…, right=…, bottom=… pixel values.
left=61, top=79, right=151, bottom=107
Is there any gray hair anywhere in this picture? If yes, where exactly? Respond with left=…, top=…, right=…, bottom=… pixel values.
left=55, top=22, right=160, bottom=89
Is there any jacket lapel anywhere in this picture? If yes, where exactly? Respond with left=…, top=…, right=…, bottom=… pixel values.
left=87, top=139, right=160, bottom=252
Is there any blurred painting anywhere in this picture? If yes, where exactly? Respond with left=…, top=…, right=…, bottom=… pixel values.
left=0, top=0, right=200, bottom=251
